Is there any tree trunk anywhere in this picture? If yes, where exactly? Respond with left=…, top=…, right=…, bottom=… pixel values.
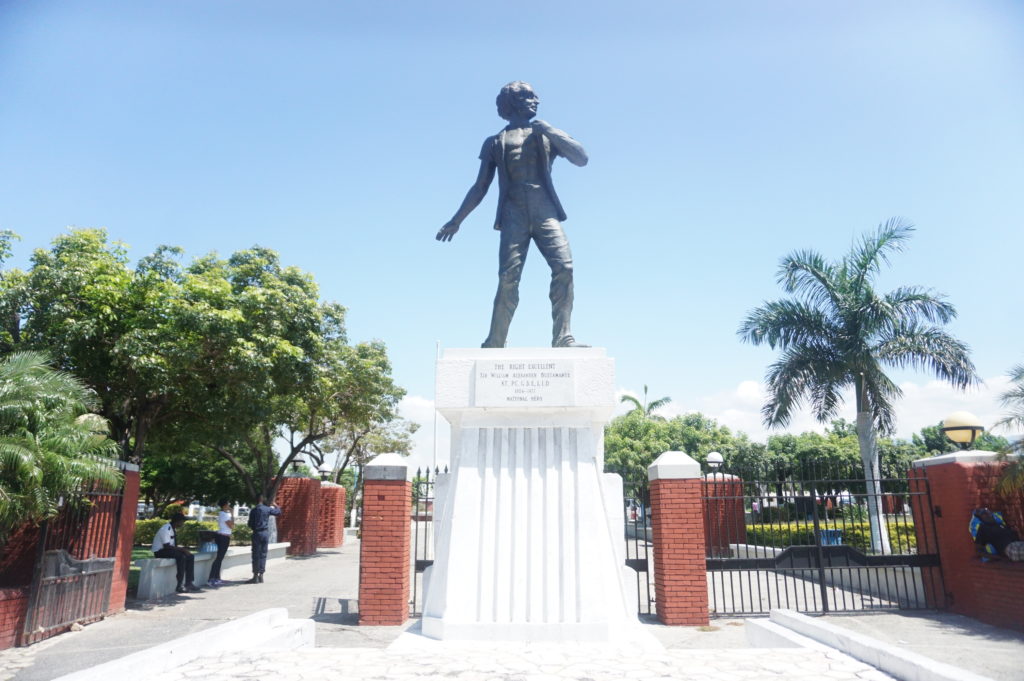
left=856, top=411, right=891, bottom=554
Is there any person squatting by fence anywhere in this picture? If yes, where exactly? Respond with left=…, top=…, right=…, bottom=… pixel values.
left=152, top=513, right=202, bottom=593
left=246, top=494, right=281, bottom=583
left=207, top=498, right=234, bottom=586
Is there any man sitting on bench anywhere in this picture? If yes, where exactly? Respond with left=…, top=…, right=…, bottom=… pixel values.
left=153, top=513, right=202, bottom=592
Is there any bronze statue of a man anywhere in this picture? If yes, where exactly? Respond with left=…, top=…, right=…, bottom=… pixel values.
left=436, top=81, right=589, bottom=348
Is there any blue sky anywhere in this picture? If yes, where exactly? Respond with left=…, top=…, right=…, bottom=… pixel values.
left=2, top=1, right=1022, bottom=469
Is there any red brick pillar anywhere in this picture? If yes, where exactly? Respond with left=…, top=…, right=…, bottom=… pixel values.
left=649, top=451, right=709, bottom=626
left=276, top=477, right=322, bottom=556
left=358, top=455, right=410, bottom=626
left=317, top=483, right=346, bottom=548
left=109, top=465, right=140, bottom=614
left=0, top=588, right=28, bottom=650
left=910, top=452, right=1024, bottom=630
left=702, top=473, right=746, bottom=558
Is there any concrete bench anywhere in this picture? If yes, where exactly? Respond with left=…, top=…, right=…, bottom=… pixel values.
left=134, top=542, right=290, bottom=600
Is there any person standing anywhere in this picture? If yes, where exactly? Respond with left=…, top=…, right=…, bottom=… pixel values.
left=207, top=498, right=234, bottom=586
left=246, top=493, right=281, bottom=583
left=152, top=513, right=201, bottom=593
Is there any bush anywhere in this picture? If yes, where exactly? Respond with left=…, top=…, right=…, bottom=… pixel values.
left=162, top=502, right=187, bottom=519
left=134, top=518, right=252, bottom=548
left=745, top=521, right=917, bottom=554
left=756, top=503, right=795, bottom=523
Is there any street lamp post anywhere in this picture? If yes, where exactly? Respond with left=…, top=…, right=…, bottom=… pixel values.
left=706, top=451, right=724, bottom=472
left=940, top=411, right=985, bottom=450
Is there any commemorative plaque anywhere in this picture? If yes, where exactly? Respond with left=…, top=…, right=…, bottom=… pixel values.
left=474, top=358, right=575, bottom=407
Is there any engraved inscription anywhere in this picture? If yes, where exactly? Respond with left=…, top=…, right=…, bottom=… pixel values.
left=474, top=359, right=575, bottom=407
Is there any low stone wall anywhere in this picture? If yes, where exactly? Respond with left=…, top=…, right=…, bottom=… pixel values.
left=134, top=542, right=290, bottom=600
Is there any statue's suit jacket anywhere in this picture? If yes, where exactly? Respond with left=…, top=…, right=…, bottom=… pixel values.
left=478, top=127, right=568, bottom=232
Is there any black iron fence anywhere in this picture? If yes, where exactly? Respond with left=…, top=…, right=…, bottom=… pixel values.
left=623, top=478, right=654, bottom=616
left=410, top=467, right=441, bottom=616
left=703, top=467, right=944, bottom=616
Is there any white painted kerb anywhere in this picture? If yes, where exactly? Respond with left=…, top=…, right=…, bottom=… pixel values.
left=648, top=450, right=701, bottom=481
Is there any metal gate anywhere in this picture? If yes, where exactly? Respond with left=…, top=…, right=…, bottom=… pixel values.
left=703, top=468, right=945, bottom=616
left=21, top=473, right=125, bottom=645
left=410, top=467, right=440, bottom=616
left=623, top=479, right=654, bottom=616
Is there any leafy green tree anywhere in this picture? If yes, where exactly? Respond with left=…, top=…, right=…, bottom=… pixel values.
left=138, top=432, right=258, bottom=514
left=738, top=219, right=978, bottom=552
left=994, top=364, right=1024, bottom=495
left=10, top=230, right=190, bottom=462
left=604, top=411, right=671, bottom=483
left=7, top=231, right=409, bottom=506
left=620, top=385, right=671, bottom=420
left=0, top=352, right=121, bottom=544
left=605, top=411, right=755, bottom=483
left=169, top=249, right=405, bottom=503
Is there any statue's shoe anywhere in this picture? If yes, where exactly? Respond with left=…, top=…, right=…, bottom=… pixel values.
left=553, top=336, right=590, bottom=348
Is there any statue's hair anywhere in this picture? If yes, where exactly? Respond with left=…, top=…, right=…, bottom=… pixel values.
left=496, top=81, right=536, bottom=121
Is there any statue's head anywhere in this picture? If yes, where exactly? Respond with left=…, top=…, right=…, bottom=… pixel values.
left=496, top=81, right=539, bottom=121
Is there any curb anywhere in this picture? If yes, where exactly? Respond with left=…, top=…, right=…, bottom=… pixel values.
left=768, top=609, right=995, bottom=681
left=52, top=608, right=313, bottom=681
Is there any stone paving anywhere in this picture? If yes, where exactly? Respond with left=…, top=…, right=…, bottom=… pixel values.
left=5, top=532, right=1022, bottom=681
left=155, top=644, right=895, bottom=681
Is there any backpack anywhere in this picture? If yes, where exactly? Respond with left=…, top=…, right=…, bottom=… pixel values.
left=969, top=509, right=1008, bottom=556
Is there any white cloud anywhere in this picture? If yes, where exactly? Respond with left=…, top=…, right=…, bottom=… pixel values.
left=659, top=376, right=1017, bottom=442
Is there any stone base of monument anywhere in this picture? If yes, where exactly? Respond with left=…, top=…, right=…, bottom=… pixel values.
left=420, top=348, right=647, bottom=643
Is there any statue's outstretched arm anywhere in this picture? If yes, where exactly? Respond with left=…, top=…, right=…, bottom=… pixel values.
left=533, top=120, right=588, bottom=167
left=437, top=159, right=496, bottom=242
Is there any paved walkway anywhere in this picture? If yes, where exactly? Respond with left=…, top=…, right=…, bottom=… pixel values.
left=158, top=645, right=892, bottom=681
left=3, top=535, right=1023, bottom=680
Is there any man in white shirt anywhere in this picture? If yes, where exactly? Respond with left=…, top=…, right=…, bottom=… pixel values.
left=152, top=513, right=200, bottom=593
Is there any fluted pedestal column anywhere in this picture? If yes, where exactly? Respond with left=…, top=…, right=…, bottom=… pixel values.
left=422, top=348, right=635, bottom=641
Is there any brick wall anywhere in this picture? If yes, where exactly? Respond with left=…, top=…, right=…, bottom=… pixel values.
left=275, top=477, right=322, bottom=556
left=0, top=525, right=42, bottom=589
left=317, top=484, right=346, bottom=548
left=109, top=469, right=140, bottom=614
left=0, top=588, right=28, bottom=649
left=702, top=474, right=746, bottom=558
left=650, top=477, right=709, bottom=626
left=911, top=457, right=1024, bottom=632
left=358, top=478, right=410, bottom=626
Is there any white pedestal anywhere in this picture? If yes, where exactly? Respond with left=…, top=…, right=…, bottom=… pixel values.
left=422, top=348, right=639, bottom=641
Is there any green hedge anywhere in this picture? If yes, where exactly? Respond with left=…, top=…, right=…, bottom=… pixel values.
left=745, top=521, right=918, bottom=553
left=134, top=519, right=252, bottom=547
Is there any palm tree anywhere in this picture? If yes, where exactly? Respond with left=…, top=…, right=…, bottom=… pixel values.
left=738, top=219, right=978, bottom=552
left=620, top=385, right=672, bottom=420
left=0, top=351, right=121, bottom=545
left=994, top=363, right=1024, bottom=496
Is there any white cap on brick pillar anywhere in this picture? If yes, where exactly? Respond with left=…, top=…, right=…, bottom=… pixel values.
left=648, top=450, right=701, bottom=481
left=364, top=452, right=410, bottom=481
